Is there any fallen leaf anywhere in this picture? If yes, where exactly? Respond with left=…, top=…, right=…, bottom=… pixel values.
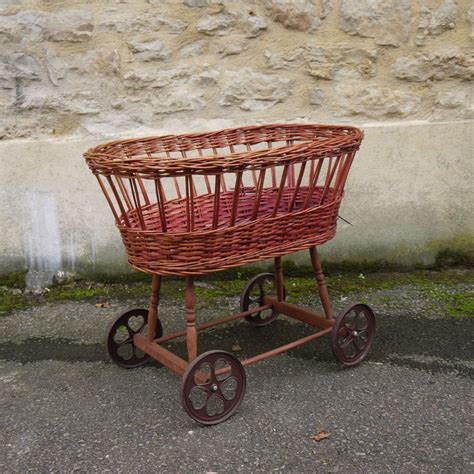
left=310, top=430, right=330, bottom=442
left=95, top=302, right=111, bottom=308
left=231, top=342, right=242, bottom=352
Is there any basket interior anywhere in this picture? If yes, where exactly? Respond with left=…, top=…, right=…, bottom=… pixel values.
left=123, top=186, right=336, bottom=233
left=86, top=124, right=362, bottom=236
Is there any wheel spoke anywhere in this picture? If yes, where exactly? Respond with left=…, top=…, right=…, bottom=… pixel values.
left=343, top=339, right=360, bottom=358
left=352, top=311, right=361, bottom=329
left=338, top=326, right=349, bottom=337
left=354, top=329, right=369, bottom=350
left=339, top=335, right=354, bottom=348
left=115, top=336, right=134, bottom=346
left=126, top=320, right=146, bottom=336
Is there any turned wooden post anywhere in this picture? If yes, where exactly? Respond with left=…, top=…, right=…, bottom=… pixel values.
left=185, top=276, right=198, bottom=361
left=274, top=256, right=285, bottom=302
left=309, top=246, right=333, bottom=320
left=147, top=275, right=161, bottom=341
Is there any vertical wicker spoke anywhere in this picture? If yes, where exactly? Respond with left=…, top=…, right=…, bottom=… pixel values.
left=173, top=177, right=182, bottom=199
left=267, top=141, right=277, bottom=188
left=212, top=174, right=221, bottom=230
left=95, top=175, right=120, bottom=224
left=288, top=161, right=307, bottom=212
left=106, top=176, right=130, bottom=227
left=116, top=176, right=133, bottom=211
left=287, top=140, right=295, bottom=188
left=130, top=178, right=146, bottom=229
left=272, top=164, right=289, bottom=217
left=251, top=168, right=266, bottom=220
left=336, top=151, right=356, bottom=194
left=334, top=153, right=349, bottom=193
left=186, top=175, right=195, bottom=232
left=137, top=177, right=150, bottom=206
left=154, top=178, right=168, bottom=232
left=230, top=171, right=243, bottom=226
left=320, top=155, right=341, bottom=205
left=303, top=158, right=324, bottom=209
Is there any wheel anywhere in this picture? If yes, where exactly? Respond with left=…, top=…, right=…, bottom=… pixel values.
left=181, top=350, right=246, bottom=425
left=106, top=308, right=163, bottom=368
left=240, top=273, right=285, bottom=326
left=331, top=303, right=375, bottom=367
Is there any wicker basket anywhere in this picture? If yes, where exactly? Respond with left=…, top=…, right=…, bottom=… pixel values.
left=84, top=124, right=363, bottom=276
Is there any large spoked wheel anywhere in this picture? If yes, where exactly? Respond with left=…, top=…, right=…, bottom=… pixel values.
left=106, top=308, right=163, bottom=368
left=331, top=303, right=375, bottom=367
left=181, top=350, right=246, bottom=425
left=240, top=273, right=285, bottom=326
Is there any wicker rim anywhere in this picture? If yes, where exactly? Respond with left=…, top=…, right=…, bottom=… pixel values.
left=84, top=123, right=363, bottom=177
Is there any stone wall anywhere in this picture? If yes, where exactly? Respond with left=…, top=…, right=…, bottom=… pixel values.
left=1, top=0, right=473, bottom=281
left=1, top=0, right=473, bottom=140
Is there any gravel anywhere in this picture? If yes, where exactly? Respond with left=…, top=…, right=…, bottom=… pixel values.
left=0, top=274, right=473, bottom=472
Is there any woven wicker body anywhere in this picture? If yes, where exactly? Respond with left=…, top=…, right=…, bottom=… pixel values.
left=85, top=124, right=363, bottom=276
left=84, top=124, right=375, bottom=426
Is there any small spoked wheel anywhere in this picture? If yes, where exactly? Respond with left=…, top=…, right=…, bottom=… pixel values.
left=240, top=273, right=285, bottom=326
left=331, top=303, right=375, bottom=367
left=106, top=308, right=163, bottom=368
left=181, top=350, right=246, bottom=425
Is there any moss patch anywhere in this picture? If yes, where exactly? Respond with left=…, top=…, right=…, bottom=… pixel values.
left=0, top=270, right=27, bottom=289
left=1, top=268, right=473, bottom=317
left=427, top=288, right=474, bottom=319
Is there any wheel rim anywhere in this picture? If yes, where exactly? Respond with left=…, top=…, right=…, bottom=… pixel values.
left=106, top=308, right=163, bottom=368
left=331, top=304, right=375, bottom=366
left=240, top=273, right=283, bottom=326
left=181, top=351, right=246, bottom=425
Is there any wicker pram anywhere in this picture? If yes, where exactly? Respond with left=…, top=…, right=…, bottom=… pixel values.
left=85, top=124, right=375, bottom=425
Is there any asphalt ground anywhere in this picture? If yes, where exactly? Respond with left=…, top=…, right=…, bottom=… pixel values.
left=1, top=271, right=473, bottom=473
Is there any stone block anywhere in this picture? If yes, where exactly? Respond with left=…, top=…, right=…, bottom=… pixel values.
left=393, top=52, right=474, bottom=81
left=339, top=0, right=411, bottom=47
left=416, top=1, right=457, bottom=45
left=16, top=85, right=101, bottom=115
left=263, top=0, right=323, bottom=32
left=265, top=45, right=377, bottom=80
left=0, top=53, right=42, bottom=89
left=334, top=83, right=420, bottom=118
left=46, top=9, right=93, bottom=43
left=468, top=6, right=474, bottom=40
left=128, top=39, right=170, bottom=61
left=153, top=89, right=205, bottom=114
left=0, top=9, right=93, bottom=43
left=220, top=67, right=292, bottom=111
left=98, top=13, right=187, bottom=35
left=196, top=9, right=267, bottom=37
left=436, top=90, right=466, bottom=108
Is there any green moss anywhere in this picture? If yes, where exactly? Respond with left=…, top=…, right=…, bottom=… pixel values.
left=431, top=234, right=474, bottom=267
left=1, top=267, right=473, bottom=319
left=426, top=289, right=474, bottom=319
left=448, top=293, right=474, bottom=318
left=0, top=270, right=27, bottom=290
left=0, top=292, right=30, bottom=313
